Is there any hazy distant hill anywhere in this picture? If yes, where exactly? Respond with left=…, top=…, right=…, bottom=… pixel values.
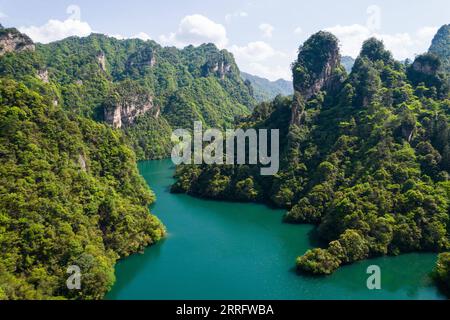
left=241, top=71, right=293, bottom=102
left=341, top=56, right=355, bottom=73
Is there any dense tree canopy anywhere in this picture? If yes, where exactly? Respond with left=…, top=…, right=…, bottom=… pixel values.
left=0, top=34, right=255, bottom=160
left=0, top=79, right=165, bottom=299
left=173, top=32, right=450, bottom=283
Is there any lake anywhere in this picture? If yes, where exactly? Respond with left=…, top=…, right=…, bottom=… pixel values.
left=106, top=159, right=444, bottom=300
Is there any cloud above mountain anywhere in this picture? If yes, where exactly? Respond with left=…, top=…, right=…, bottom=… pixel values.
left=325, top=24, right=438, bottom=60
left=159, top=14, right=228, bottom=48
left=19, top=18, right=93, bottom=44
left=229, top=41, right=292, bottom=80
left=259, top=23, right=274, bottom=38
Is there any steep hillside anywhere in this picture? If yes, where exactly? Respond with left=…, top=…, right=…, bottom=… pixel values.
left=0, top=24, right=34, bottom=56
left=0, top=78, right=165, bottom=299
left=0, top=25, right=257, bottom=299
left=173, top=32, right=450, bottom=276
left=0, top=33, right=256, bottom=159
left=241, top=71, right=293, bottom=102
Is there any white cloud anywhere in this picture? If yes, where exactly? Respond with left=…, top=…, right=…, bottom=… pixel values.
left=259, top=23, right=274, bottom=38
left=19, top=18, right=93, bottom=44
left=159, top=14, right=228, bottom=48
left=229, top=41, right=292, bottom=81
left=225, top=11, right=248, bottom=23
left=109, top=34, right=126, bottom=40
left=131, top=32, right=152, bottom=41
left=229, top=41, right=280, bottom=61
left=294, top=27, right=303, bottom=35
left=324, top=24, right=370, bottom=57
left=325, top=24, right=438, bottom=60
left=0, top=11, right=7, bottom=19
left=417, top=26, right=439, bottom=39
left=244, top=62, right=291, bottom=81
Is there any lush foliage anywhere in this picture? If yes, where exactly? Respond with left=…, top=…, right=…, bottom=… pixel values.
left=173, top=32, right=450, bottom=278
left=0, top=79, right=165, bottom=299
left=433, top=252, right=450, bottom=295
left=0, top=35, right=255, bottom=160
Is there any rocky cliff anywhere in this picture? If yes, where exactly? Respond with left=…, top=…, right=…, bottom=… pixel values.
left=0, top=25, right=35, bottom=56
left=104, top=81, right=159, bottom=128
left=291, top=31, right=344, bottom=125
left=202, top=51, right=234, bottom=79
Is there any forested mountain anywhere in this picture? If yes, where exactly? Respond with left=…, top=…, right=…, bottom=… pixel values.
left=0, top=77, right=165, bottom=299
left=429, top=24, right=450, bottom=73
left=0, top=24, right=256, bottom=299
left=0, top=29, right=255, bottom=159
left=241, top=71, right=293, bottom=102
left=1, top=20, right=450, bottom=299
left=172, top=29, right=450, bottom=287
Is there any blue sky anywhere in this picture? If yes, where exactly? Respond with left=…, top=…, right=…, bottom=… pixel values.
left=1, top=0, right=449, bottom=80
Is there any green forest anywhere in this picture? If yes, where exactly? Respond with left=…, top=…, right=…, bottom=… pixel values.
left=0, top=20, right=450, bottom=299
left=173, top=26, right=450, bottom=293
left=0, top=24, right=255, bottom=299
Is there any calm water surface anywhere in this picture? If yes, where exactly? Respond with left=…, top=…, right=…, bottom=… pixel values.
left=107, top=159, right=444, bottom=300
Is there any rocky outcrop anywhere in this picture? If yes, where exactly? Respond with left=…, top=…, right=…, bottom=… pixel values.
left=96, top=51, right=107, bottom=71
left=0, top=26, right=35, bottom=56
left=37, top=69, right=49, bottom=83
left=291, top=92, right=306, bottom=125
left=291, top=31, right=343, bottom=125
left=412, top=54, right=440, bottom=75
left=292, top=31, right=342, bottom=100
left=202, top=51, right=234, bottom=79
left=104, top=91, right=158, bottom=129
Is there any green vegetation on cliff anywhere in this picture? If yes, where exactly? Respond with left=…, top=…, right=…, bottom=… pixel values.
left=173, top=31, right=450, bottom=278
left=0, top=35, right=255, bottom=159
left=0, top=26, right=255, bottom=299
left=0, top=78, right=164, bottom=299
left=434, top=252, right=450, bottom=295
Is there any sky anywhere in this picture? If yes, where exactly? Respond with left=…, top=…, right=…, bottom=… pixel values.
left=0, top=0, right=449, bottom=81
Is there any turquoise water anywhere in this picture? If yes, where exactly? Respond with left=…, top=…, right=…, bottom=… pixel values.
left=106, top=159, right=445, bottom=300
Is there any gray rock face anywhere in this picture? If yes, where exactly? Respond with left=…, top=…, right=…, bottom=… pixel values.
left=104, top=92, right=157, bottom=128
left=97, top=51, right=107, bottom=71
left=0, top=27, right=35, bottom=56
left=37, top=69, right=49, bottom=83
left=291, top=32, right=343, bottom=125
left=294, top=50, right=341, bottom=101
left=202, top=52, right=234, bottom=79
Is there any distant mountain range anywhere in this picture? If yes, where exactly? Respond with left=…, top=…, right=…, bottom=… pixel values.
left=241, top=71, right=293, bottom=102
left=341, top=56, right=355, bottom=73
left=242, top=56, right=357, bottom=102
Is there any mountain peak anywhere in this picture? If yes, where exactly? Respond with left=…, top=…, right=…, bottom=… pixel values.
left=359, top=37, right=393, bottom=63
left=292, top=31, right=343, bottom=101
left=0, top=26, right=35, bottom=56
left=429, top=24, right=450, bottom=72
